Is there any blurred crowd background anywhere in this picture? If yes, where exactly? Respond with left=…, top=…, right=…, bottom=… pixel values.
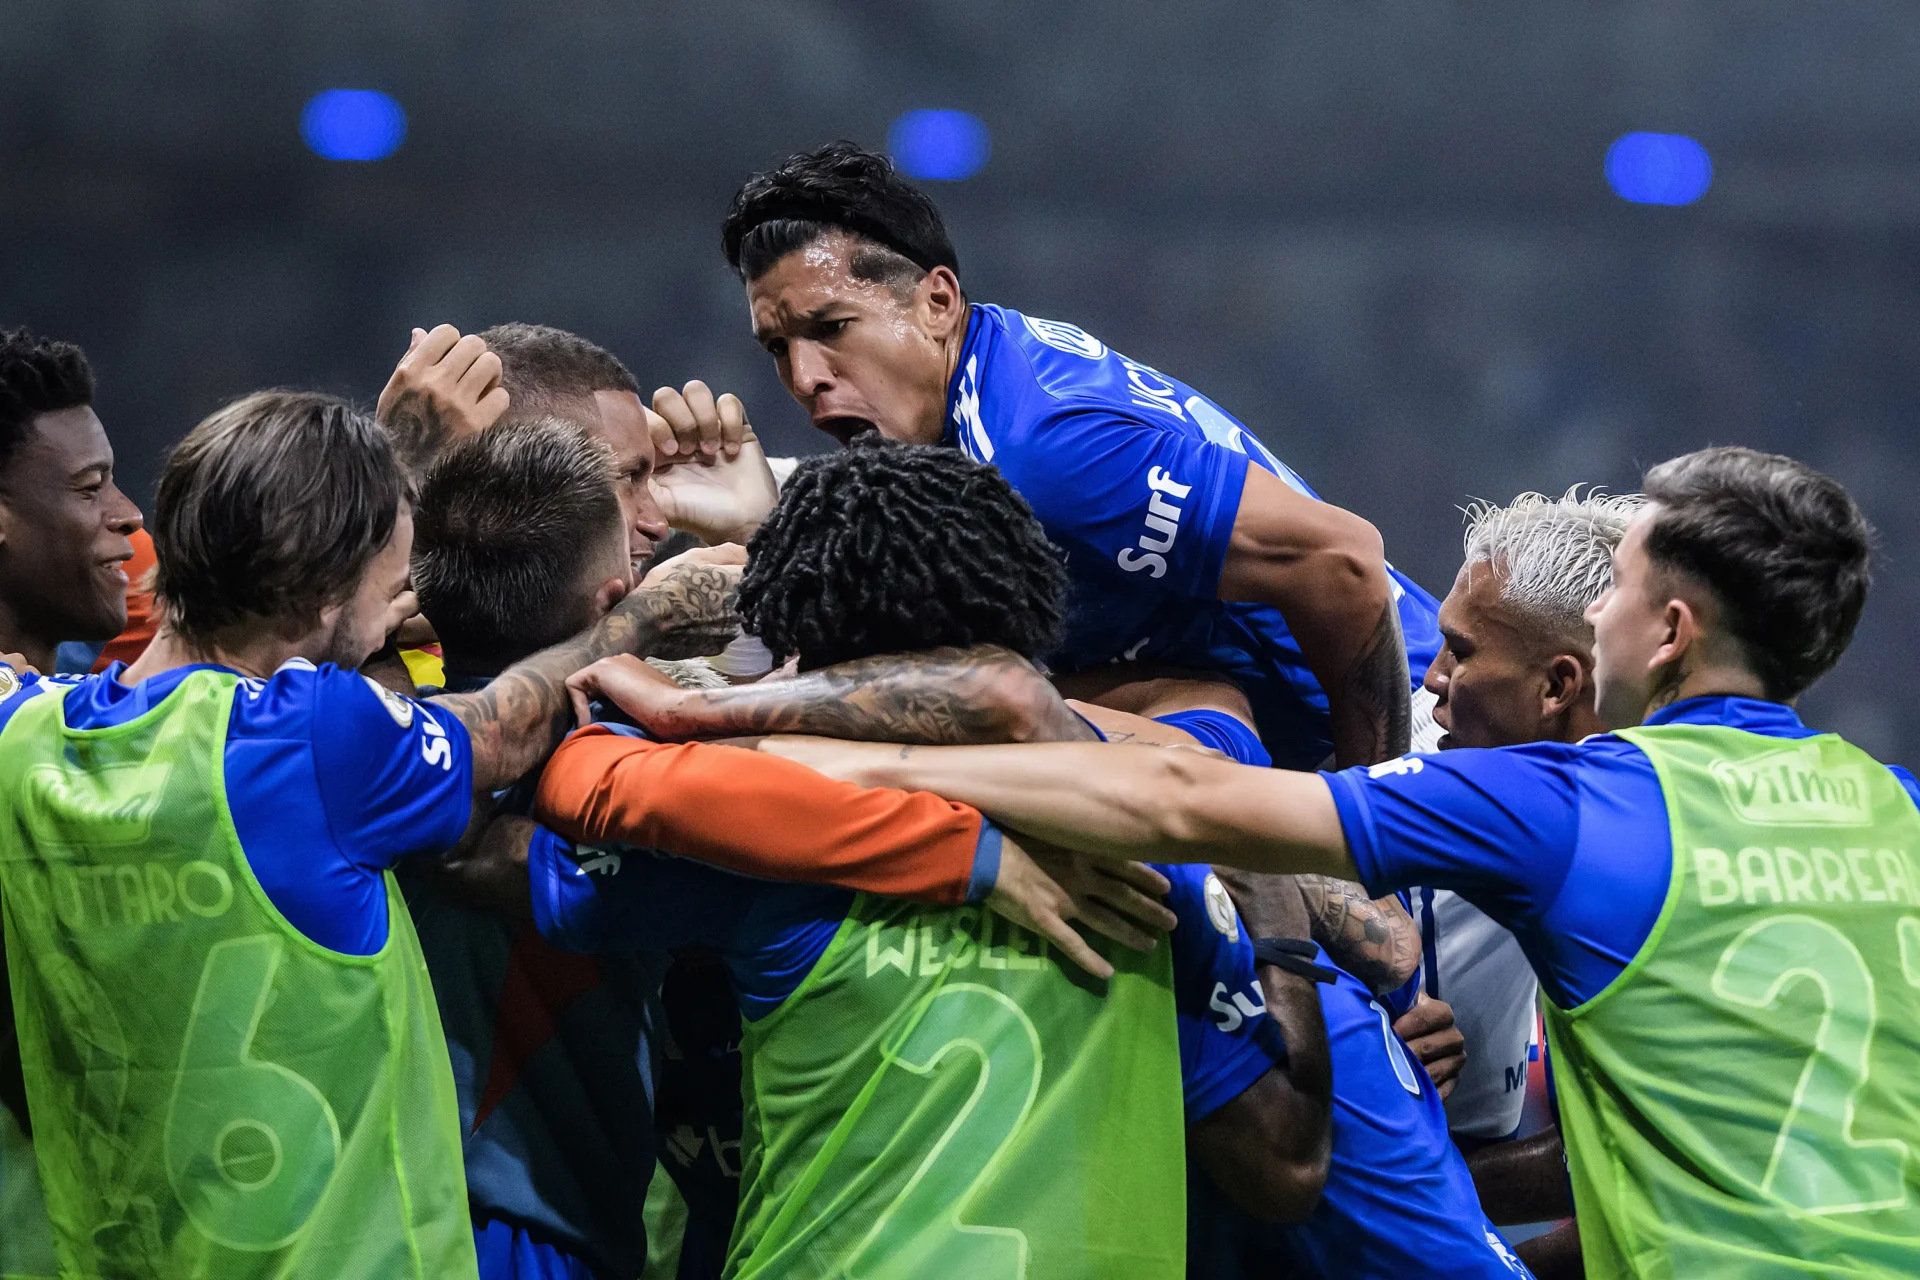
left=4, top=1, right=1915, bottom=762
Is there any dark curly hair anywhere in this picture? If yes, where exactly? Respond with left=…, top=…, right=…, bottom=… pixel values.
left=722, top=141, right=958, bottom=287
left=1642, top=446, right=1873, bottom=699
left=0, top=328, right=94, bottom=473
left=740, top=436, right=1066, bottom=670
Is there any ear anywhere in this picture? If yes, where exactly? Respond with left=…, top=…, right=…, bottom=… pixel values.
left=918, top=266, right=967, bottom=339
left=587, top=576, right=629, bottom=624
left=1648, top=596, right=1699, bottom=687
left=1541, top=651, right=1590, bottom=717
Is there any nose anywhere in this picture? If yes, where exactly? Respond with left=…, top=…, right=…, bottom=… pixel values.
left=786, top=340, right=834, bottom=399
left=106, top=482, right=143, bottom=535
left=1422, top=650, right=1452, bottom=700
left=632, top=484, right=670, bottom=542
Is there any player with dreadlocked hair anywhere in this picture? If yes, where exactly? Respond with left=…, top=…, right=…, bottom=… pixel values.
left=738, top=433, right=1065, bottom=671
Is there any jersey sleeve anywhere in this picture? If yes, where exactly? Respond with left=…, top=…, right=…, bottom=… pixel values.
left=301, top=667, right=474, bottom=870
left=532, top=726, right=997, bottom=905
left=1166, top=865, right=1286, bottom=1124
left=997, top=408, right=1250, bottom=600
left=530, top=824, right=764, bottom=953
left=1324, top=745, right=1583, bottom=929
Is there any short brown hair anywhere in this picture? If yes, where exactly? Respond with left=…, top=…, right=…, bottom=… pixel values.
left=410, top=418, right=622, bottom=670
left=1643, top=446, right=1873, bottom=699
left=152, top=390, right=407, bottom=644
left=478, top=324, right=639, bottom=422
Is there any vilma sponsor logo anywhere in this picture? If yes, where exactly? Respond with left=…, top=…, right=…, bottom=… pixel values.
left=1710, top=742, right=1872, bottom=827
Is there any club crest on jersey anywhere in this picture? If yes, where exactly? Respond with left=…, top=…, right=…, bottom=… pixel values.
left=1021, top=314, right=1107, bottom=359
left=1203, top=873, right=1240, bottom=941
left=362, top=674, right=415, bottom=728
left=0, top=665, right=18, bottom=701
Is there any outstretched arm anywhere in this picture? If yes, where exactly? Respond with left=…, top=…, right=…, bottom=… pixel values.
left=571, top=644, right=1095, bottom=746
left=758, top=737, right=1358, bottom=880
left=1218, top=465, right=1411, bottom=768
left=429, top=557, right=741, bottom=793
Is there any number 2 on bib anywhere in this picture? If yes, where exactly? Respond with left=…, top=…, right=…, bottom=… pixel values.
left=162, top=935, right=342, bottom=1251
left=850, top=984, right=1042, bottom=1280
left=1711, top=915, right=1907, bottom=1215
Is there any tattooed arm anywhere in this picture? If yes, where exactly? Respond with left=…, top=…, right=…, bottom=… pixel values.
left=571, top=643, right=1098, bottom=747
left=1294, top=873, right=1421, bottom=994
left=428, top=558, right=741, bottom=793
left=1216, top=464, right=1412, bottom=768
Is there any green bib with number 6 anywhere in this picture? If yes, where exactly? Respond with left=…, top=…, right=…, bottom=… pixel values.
left=0, top=671, right=477, bottom=1278
left=725, top=892, right=1187, bottom=1279
left=1546, top=724, right=1920, bottom=1278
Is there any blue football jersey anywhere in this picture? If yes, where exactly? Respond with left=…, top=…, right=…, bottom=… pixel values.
left=943, top=304, right=1442, bottom=769
left=1188, top=947, right=1531, bottom=1280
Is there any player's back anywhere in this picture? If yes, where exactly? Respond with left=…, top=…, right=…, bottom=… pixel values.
left=946, top=304, right=1441, bottom=768
left=725, top=882, right=1189, bottom=1280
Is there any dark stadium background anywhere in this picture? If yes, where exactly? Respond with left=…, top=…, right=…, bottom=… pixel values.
left=3, top=2, right=1915, bottom=764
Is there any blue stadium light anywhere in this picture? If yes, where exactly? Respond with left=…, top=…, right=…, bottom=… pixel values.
left=888, top=110, right=990, bottom=181
left=301, top=90, right=407, bottom=162
left=1605, top=132, right=1712, bottom=206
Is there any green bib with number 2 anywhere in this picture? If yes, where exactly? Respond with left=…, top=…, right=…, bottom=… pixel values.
left=726, top=892, right=1188, bottom=1279
left=1546, top=723, right=1920, bottom=1278
left=0, top=671, right=476, bottom=1278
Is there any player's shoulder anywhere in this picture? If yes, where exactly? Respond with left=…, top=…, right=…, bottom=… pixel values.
left=226, top=657, right=444, bottom=741
left=1156, top=863, right=1246, bottom=943
left=976, top=304, right=1181, bottom=424
left=0, top=664, right=82, bottom=734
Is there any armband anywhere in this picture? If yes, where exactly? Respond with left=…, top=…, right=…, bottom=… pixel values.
left=1251, top=937, right=1338, bottom=985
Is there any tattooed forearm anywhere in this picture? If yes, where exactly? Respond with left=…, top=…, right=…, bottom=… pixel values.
left=1329, top=600, right=1412, bottom=769
left=1295, top=874, right=1421, bottom=995
left=634, top=645, right=1097, bottom=747
left=430, top=562, right=741, bottom=791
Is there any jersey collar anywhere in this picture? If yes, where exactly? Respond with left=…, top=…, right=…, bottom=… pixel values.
left=940, top=304, right=990, bottom=449
left=1641, top=694, right=1813, bottom=739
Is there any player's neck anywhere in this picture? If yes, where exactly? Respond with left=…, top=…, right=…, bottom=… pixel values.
left=0, top=605, right=57, bottom=676
left=122, top=620, right=313, bottom=686
left=1644, top=660, right=1772, bottom=717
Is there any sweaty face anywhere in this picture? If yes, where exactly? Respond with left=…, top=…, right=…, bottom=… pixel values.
left=747, top=233, right=958, bottom=448
left=1586, top=510, right=1670, bottom=730
left=0, top=406, right=142, bottom=644
left=320, top=505, right=419, bottom=670
left=586, top=390, right=670, bottom=575
left=1424, top=561, right=1580, bottom=749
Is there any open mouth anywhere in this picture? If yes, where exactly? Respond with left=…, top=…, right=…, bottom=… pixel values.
left=815, top=415, right=877, bottom=445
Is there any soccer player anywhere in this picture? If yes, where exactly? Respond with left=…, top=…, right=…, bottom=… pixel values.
left=530, top=440, right=1335, bottom=1278
left=0, top=328, right=144, bottom=1280
left=0, top=390, right=738, bottom=1277
left=783, top=446, right=1920, bottom=1277
left=405, top=419, right=1079, bottom=1280
left=714, top=141, right=1439, bottom=770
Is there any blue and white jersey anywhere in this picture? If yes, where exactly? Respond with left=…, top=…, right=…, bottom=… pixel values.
left=1187, top=947, right=1532, bottom=1280
left=943, top=304, right=1443, bottom=769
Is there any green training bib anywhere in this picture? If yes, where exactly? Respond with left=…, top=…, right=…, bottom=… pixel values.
left=0, top=672, right=477, bottom=1278
left=726, top=893, right=1188, bottom=1279
left=1546, top=723, right=1920, bottom=1277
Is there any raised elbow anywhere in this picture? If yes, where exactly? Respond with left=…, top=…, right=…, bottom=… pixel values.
left=1237, top=1150, right=1330, bottom=1225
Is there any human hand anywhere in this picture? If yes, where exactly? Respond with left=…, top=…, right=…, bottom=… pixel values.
left=0, top=652, right=40, bottom=676
left=638, top=541, right=748, bottom=591
left=649, top=379, right=753, bottom=461
left=651, top=437, right=780, bottom=546
left=616, top=553, right=743, bottom=661
left=1393, top=993, right=1466, bottom=1099
left=375, top=325, right=510, bottom=474
left=985, top=835, right=1175, bottom=981
left=565, top=653, right=690, bottom=730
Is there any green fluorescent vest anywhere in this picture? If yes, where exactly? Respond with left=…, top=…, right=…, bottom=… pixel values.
left=1546, top=724, right=1920, bottom=1278
left=0, top=672, right=477, bottom=1278
left=726, top=893, right=1188, bottom=1280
